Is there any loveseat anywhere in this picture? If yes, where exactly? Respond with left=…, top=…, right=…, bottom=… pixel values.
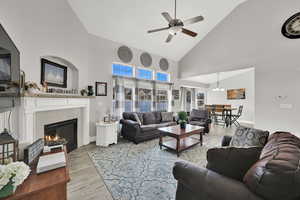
left=173, top=131, right=300, bottom=200
left=120, top=111, right=176, bottom=144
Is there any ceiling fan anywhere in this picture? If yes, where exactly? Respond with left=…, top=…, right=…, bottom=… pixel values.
left=147, top=0, right=204, bottom=43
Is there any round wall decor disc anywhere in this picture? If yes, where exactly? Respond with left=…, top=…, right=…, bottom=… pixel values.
left=159, top=58, right=169, bottom=71
left=140, top=52, right=152, bottom=67
left=117, top=46, right=133, bottom=63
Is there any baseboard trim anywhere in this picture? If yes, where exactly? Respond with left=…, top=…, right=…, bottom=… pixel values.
left=90, top=136, right=96, bottom=142
left=239, top=120, right=254, bottom=125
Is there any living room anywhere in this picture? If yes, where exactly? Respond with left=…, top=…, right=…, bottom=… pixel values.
left=0, top=0, right=299, bottom=200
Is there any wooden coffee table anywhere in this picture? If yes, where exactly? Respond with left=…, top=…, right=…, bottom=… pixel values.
left=158, top=124, right=204, bottom=157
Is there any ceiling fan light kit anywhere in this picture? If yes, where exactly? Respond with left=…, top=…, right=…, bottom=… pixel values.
left=147, top=0, right=204, bottom=43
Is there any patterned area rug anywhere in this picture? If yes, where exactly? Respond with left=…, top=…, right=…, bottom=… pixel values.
left=88, top=126, right=233, bottom=200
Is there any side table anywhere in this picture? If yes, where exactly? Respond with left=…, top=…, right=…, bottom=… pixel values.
left=96, top=121, right=118, bottom=147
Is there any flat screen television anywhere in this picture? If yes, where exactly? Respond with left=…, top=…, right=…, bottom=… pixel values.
left=0, top=24, right=20, bottom=113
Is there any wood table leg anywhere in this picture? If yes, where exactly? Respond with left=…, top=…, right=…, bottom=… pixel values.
left=229, top=110, right=232, bottom=127
left=159, top=133, right=162, bottom=149
left=176, top=138, right=180, bottom=157
left=200, top=132, right=203, bottom=146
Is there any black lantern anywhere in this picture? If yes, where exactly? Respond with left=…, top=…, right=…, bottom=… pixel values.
left=0, top=128, right=18, bottom=164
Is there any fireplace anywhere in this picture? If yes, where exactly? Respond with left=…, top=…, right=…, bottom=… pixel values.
left=44, top=119, right=78, bottom=153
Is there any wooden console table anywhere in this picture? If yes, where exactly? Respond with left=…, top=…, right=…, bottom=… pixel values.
left=4, top=149, right=70, bottom=200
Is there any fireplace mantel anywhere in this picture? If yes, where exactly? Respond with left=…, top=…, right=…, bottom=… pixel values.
left=19, top=97, right=90, bottom=146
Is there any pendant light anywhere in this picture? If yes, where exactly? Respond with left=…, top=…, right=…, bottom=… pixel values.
left=212, top=72, right=225, bottom=92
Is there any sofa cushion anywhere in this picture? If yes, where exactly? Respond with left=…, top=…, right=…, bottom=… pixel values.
left=123, top=112, right=143, bottom=124
left=243, top=132, right=300, bottom=200
left=123, top=112, right=135, bottom=121
left=153, top=111, right=162, bottom=123
left=136, top=112, right=144, bottom=125
left=142, top=112, right=156, bottom=125
left=133, top=113, right=142, bottom=126
left=156, top=122, right=177, bottom=128
left=229, top=126, right=269, bottom=147
left=140, top=124, right=157, bottom=132
left=161, top=112, right=173, bottom=122
left=206, top=146, right=262, bottom=181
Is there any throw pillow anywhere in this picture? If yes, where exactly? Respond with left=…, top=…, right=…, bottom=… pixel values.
left=229, top=126, right=269, bottom=147
left=153, top=111, right=162, bottom=123
left=142, top=112, right=156, bottom=125
left=133, top=113, right=142, bottom=126
left=136, top=112, right=144, bottom=125
left=206, top=146, right=263, bottom=181
left=161, top=112, right=173, bottom=122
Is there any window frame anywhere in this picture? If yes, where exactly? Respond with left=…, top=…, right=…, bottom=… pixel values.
left=155, top=71, right=170, bottom=82
left=136, top=67, right=154, bottom=80
left=156, top=89, right=169, bottom=112
left=112, top=62, right=135, bottom=78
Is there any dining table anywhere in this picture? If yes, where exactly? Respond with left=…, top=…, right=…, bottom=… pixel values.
left=205, top=106, right=237, bottom=127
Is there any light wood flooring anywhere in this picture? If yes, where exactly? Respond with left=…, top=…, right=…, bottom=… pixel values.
left=67, top=124, right=236, bottom=200
left=67, top=143, right=113, bottom=200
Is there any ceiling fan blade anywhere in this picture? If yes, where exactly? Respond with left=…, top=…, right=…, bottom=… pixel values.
left=182, top=28, right=198, bottom=37
left=147, top=27, right=170, bottom=33
left=162, top=12, right=173, bottom=22
left=183, top=16, right=204, bottom=25
left=166, top=34, right=173, bottom=43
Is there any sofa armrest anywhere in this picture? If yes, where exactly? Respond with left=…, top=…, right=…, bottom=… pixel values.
left=120, top=119, right=140, bottom=138
left=173, top=161, right=262, bottom=200
left=222, top=135, right=232, bottom=146
left=120, top=119, right=139, bottom=126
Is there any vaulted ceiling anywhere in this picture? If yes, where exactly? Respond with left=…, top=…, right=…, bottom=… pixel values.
left=67, top=0, right=246, bottom=61
left=182, top=68, right=254, bottom=84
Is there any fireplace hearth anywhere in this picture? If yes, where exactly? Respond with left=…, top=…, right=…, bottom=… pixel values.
left=44, top=119, right=78, bottom=153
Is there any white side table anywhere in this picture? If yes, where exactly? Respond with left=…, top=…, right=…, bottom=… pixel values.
left=96, top=121, right=118, bottom=147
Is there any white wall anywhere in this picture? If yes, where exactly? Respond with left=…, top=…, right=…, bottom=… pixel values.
left=0, top=0, right=204, bottom=139
left=179, top=0, right=300, bottom=135
left=207, top=69, right=254, bottom=123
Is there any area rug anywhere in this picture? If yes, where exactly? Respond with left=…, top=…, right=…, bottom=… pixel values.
left=88, top=127, right=232, bottom=200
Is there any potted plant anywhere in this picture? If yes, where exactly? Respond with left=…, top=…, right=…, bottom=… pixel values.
left=0, top=162, right=30, bottom=198
left=178, top=111, right=188, bottom=129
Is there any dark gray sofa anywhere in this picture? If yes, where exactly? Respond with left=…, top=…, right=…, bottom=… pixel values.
left=120, top=111, right=176, bottom=144
left=173, top=132, right=300, bottom=200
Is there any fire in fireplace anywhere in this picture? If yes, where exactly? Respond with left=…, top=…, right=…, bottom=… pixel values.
left=44, top=119, right=78, bottom=152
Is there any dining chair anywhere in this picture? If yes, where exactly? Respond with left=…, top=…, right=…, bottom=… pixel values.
left=212, top=105, right=226, bottom=125
left=230, top=105, right=243, bottom=127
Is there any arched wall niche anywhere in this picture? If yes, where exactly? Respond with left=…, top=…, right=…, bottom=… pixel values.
left=41, top=55, right=79, bottom=90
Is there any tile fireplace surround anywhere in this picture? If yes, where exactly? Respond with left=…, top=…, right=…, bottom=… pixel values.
left=19, top=96, right=90, bottom=147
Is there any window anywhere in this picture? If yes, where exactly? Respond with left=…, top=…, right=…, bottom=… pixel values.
left=197, top=92, right=205, bottom=109
left=124, top=88, right=133, bottom=112
left=156, top=90, right=168, bottom=111
left=186, top=90, right=192, bottom=112
left=137, top=68, right=153, bottom=80
left=138, top=88, right=152, bottom=112
left=156, top=72, right=169, bottom=82
left=112, top=63, right=133, bottom=77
